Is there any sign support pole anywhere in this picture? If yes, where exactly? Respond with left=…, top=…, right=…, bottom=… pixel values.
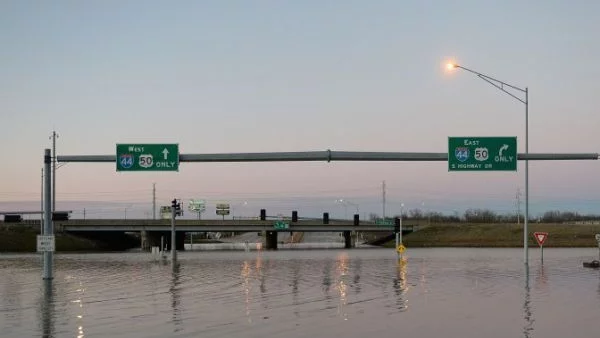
left=395, top=232, right=399, bottom=259
left=43, top=149, right=53, bottom=280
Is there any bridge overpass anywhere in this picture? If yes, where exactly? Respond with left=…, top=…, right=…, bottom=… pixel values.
left=55, top=219, right=409, bottom=232
left=54, top=219, right=414, bottom=250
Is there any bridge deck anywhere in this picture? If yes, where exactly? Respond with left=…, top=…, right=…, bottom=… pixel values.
left=55, top=219, right=413, bottom=233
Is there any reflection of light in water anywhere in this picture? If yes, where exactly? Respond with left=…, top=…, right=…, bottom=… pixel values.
left=335, top=253, right=349, bottom=320
left=394, top=257, right=409, bottom=311
left=71, top=280, right=85, bottom=338
left=241, top=261, right=253, bottom=323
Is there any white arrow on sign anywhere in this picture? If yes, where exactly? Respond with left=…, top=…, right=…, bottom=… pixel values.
left=162, top=148, right=169, bottom=160
left=499, top=144, right=509, bottom=157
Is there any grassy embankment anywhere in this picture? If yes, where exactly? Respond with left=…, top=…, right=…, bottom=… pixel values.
left=384, top=223, right=600, bottom=248
left=2, top=223, right=600, bottom=252
left=0, top=226, right=102, bottom=252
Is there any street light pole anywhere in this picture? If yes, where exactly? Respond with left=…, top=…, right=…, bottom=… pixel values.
left=448, top=62, right=530, bottom=265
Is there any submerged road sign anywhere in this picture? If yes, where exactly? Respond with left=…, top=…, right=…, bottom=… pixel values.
left=448, top=137, right=517, bottom=171
left=116, top=144, right=179, bottom=171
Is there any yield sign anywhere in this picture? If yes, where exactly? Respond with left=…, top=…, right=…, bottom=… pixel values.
left=533, top=232, right=549, bottom=246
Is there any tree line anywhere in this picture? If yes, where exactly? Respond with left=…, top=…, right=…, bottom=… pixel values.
left=369, top=208, right=600, bottom=223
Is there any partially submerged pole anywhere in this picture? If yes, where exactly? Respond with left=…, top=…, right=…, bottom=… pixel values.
left=43, top=149, right=53, bottom=279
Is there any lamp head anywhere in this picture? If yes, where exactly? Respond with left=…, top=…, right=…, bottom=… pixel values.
left=446, top=62, right=459, bottom=70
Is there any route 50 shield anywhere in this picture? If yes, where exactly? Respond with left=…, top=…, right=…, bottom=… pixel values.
left=138, top=154, right=154, bottom=168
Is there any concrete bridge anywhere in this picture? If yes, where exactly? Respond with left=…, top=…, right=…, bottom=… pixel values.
left=54, top=218, right=414, bottom=250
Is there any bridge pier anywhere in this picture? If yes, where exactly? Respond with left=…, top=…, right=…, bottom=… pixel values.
left=265, top=231, right=278, bottom=250
left=141, top=230, right=151, bottom=251
left=146, top=231, right=186, bottom=251
left=343, top=231, right=354, bottom=249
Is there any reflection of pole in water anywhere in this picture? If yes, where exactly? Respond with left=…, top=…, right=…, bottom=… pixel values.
left=322, top=260, right=332, bottom=297
left=170, top=263, right=182, bottom=333
left=523, top=265, right=534, bottom=338
left=352, top=258, right=362, bottom=294
left=40, top=279, right=55, bottom=338
left=392, top=258, right=408, bottom=311
left=291, top=260, right=300, bottom=318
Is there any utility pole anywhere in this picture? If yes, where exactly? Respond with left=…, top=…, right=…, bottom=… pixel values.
left=382, top=180, right=386, bottom=219
left=50, top=131, right=58, bottom=213
left=152, top=183, right=156, bottom=220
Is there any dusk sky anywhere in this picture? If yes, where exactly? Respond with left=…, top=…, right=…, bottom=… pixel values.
left=1, top=1, right=598, bottom=219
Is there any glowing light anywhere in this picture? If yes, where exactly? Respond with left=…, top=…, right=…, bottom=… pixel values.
left=446, top=62, right=458, bottom=70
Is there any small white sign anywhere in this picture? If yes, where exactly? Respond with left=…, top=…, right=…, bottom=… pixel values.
left=37, top=235, right=55, bottom=252
left=595, top=234, right=600, bottom=242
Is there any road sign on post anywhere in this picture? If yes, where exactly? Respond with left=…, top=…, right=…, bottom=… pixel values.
left=116, top=144, right=179, bottom=171
left=37, top=235, right=55, bottom=252
left=533, top=231, right=549, bottom=263
left=216, top=203, right=230, bottom=216
left=448, top=137, right=517, bottom=171
left=534, top=232, right=548, bottom=246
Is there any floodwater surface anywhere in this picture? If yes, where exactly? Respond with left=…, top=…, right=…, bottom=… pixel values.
left=1, top=248, right=599, bottom=337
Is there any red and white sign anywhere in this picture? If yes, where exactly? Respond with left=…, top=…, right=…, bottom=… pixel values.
left=533, top=232, right=549, bottom=246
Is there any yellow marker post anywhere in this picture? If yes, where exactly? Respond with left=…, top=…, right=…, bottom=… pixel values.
left=397, top=244, right=406, bottom=254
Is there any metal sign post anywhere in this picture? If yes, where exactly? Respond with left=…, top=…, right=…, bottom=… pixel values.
left=42, top=149, right=54, bottom=279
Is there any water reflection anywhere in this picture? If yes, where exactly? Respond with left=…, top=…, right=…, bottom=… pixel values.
left=351, top=258, right=362, bottom=294
left=291, top=260, right=300, bottom=317
left=39, top=279, right=55, bottom=338
left=392, top=257, right=408, bottom=311
left=523, top=265, right=534, bottom=338
left=73, top=279, right=86, bottom=338
left=170, top=263, right=182, bottom=332
left=322, top=259, right=332, bottom=297
left=335, top=253, right=349, bottom=320
left=535, top=263, right=548, bottom=291
left=241, top=260, right=253, bottom=323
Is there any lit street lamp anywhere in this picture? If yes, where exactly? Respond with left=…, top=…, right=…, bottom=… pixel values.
left=447, top=62, right=530, bottom=265
left=336, top=199, right=359, bottom=220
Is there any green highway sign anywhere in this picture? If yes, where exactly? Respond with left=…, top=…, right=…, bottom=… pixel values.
left=375, top=219, right=393, bottom=226
left=274, top=221, right=289, bottom=230
left=448, top=137, right=517, bottom=171
left=116, top=144, right=179, bottom=171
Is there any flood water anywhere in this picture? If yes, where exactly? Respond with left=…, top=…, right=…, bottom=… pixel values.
left=1, top=248, right=599, bottom=338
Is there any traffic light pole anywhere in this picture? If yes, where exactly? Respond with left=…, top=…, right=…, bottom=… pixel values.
left=171, top=199, right=177, bottom=263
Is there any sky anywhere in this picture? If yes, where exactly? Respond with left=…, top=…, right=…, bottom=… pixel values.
left=1, top=0, right=599, bottom=220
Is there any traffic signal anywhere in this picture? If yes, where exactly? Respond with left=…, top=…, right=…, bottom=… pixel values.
left=292, top=211, right=298, bottom=222
left=260, top=209, right=266, bottom=221
left=172, top=199, right=177, bottom=208
left=323, top=212, right=329, bottom=224
left=394, top=217, right=400, bottom=233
